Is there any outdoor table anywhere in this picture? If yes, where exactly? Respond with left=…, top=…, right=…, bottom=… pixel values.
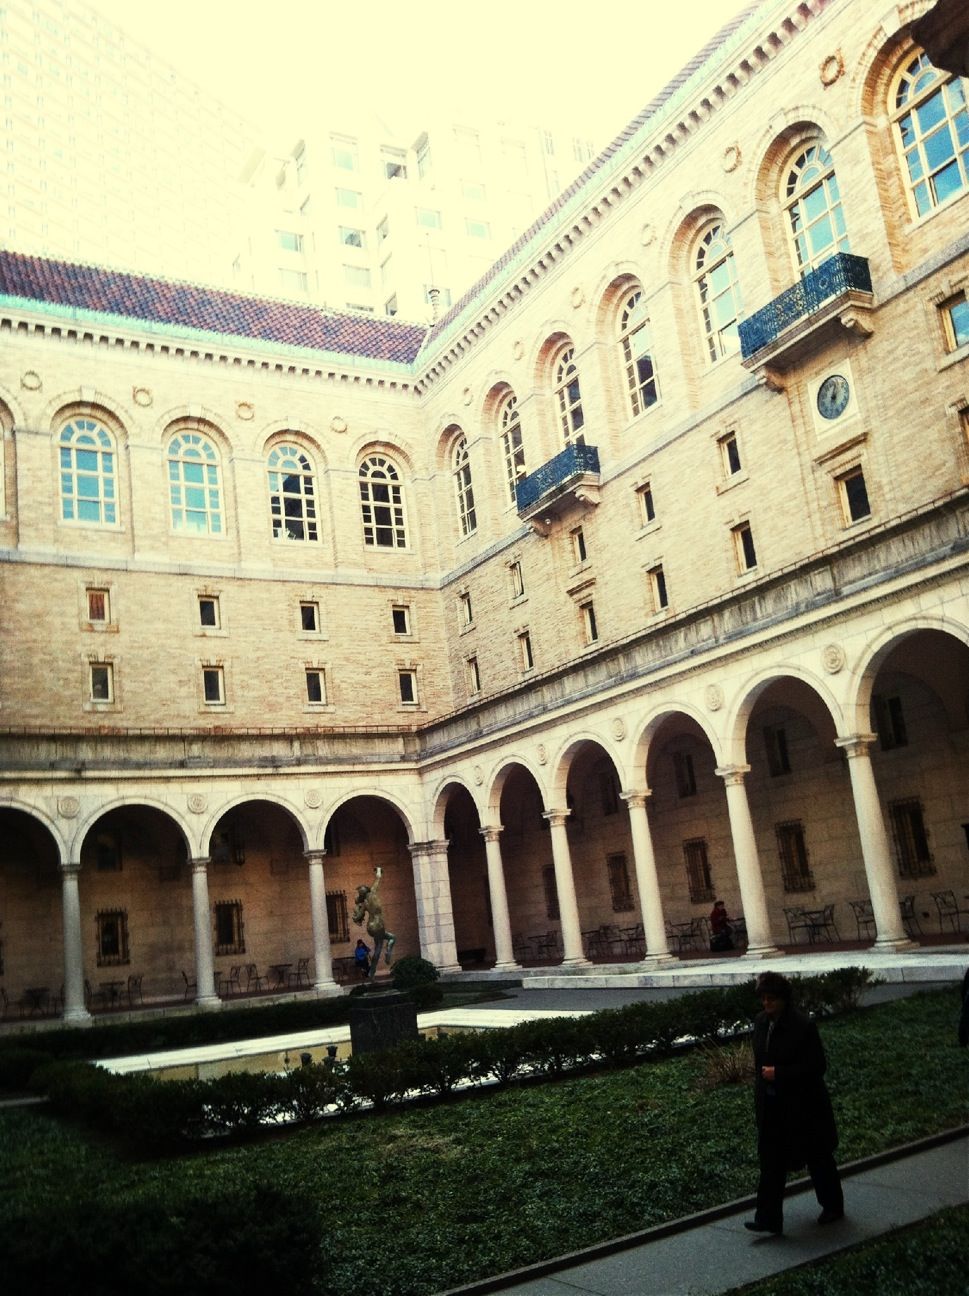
left=267, top=963, right=292, bottom=990
left=667, top=921, right=696, bottom=952
left=100, top=979, right=126, bottom=1008
left=23, top=986, right=51, bottom=1016
left=800, top=910, right=828, bottom=943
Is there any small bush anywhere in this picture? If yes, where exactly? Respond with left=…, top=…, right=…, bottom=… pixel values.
left=695, top=1039, right=754, bottom=1090
left=391, top=956, right=440, bottom=991
left=0, top=1045, right=51, bottom=1091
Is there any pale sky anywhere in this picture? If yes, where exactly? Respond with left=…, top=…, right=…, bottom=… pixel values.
left=86, top=0, right=758, bottom=151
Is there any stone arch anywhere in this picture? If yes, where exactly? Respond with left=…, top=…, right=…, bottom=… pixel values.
left=42, top=390, right=133, bottom=442
left=351, top=435, right=417, bottom=475
left=480, top=375, right=518, bottom=424
left=849, top=614, right=969, bottom=735
left=0, top=384, right=28, bottom=429
left=548, top=730, right=629, bottom=804
left=630, top=702, right=723, bottom=784
left=259, top=421, right=329, bottom=470
left=661, top=196, right=732, bottom=280
left=527, top=324, right=576, bottom=390
left=154, top=406, right=232, bottom=452
left=429, top=775, right=484, bottom=839
left=73, top=794, right=194, bottom=860
left=321, top=788, right=418, bottom=847
left=201, top=791, right=310, bottom=855
left=724, top=664, right=845, bottom=766
left=485, top=755, right=549, bottom=823
left=590, top=265, right=646, bottom=334
left=0, top=797, right=69, bottom=860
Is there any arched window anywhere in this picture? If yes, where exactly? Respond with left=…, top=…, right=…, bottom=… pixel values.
left=893, top=53, right=969, bottom=217
left=553, top=343, right=584, bottom=445
left=268, top=443, right=318, bottom=541
left=618, top=289, right=659, bottom=415
left=59, top=417, right=117, bottom=525
left=784, top=143, right=849, bottom=274
left=451, top=435, right=477, bottom=537
left=694, top=222, right=742, bottom=362
left=359, top=454, right=407, bottom=548
left=498, top=391, right=525, bottom=504
left=167, top=432, right=222, bottom=535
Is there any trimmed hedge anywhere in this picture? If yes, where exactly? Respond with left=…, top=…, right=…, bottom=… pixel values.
left=28, top=967, right=879, bottom=1152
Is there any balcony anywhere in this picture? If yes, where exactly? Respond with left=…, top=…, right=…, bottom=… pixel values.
left=739, top=253, right=874, bottom=381
left=515, top=442, right=601, bottom=529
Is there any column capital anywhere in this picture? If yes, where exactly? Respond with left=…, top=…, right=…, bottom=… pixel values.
left=620, top=789, right=652, bottom=811
left=835, top=733, right=877, bottom=759
left=303, top=850, right=327, bottom=866
left=190, top=855, right=211, bottom=875
left=715, top=764, right=751, bottom=787
left=409, top=838, right=449, bottom=862
left=59, top=859, right=82, bottom=878
left=543, top=808, right=571, bottom=829
left=479, top=824, right=504, bottom=844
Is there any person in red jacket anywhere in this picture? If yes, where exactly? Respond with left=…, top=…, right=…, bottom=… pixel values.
left=745, top=971, right=844, bottom=1237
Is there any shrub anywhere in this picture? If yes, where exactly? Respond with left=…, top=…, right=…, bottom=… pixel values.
left=391, top=956, right=440, bottom=991
left=695, top=1039, right=754, bottom=1090
left=0, top=1045, right=51, bottom=1091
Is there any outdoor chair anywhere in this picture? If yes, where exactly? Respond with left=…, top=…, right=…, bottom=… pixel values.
left=931, top=890, right=969, bottom=935
left=899, top=895, right=921, bottom=938
left=289, top=957, right=311, bottom=988
left=244, top=963, right=265, bottom=992
left=783, top=906, right=813, bottom=944
left=223, top=965, right=243, bottom=996
left=181, top=969, right=197, bottom=1000
left=126, top=974, right=144, bottom=1007
left=818, top=903, right=840, bottom=942
left=849, top=899, right=875, bottom=940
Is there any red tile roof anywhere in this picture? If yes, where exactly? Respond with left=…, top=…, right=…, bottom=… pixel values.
left=0, top=251, right=428, bottom=364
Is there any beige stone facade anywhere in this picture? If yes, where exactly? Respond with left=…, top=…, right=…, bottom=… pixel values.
left=1, top=0, right=968, bottom=1023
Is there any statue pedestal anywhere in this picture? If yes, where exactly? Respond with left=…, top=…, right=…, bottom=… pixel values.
left=349, top=988, right=418, bottom=1055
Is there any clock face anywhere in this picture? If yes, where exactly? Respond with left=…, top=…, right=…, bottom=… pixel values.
left=817, top=374, right=850, bottom=421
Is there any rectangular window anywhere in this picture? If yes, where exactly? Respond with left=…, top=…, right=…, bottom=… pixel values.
left=466, top=655, right=481, bottom=695
left=733, top=521, right=758, bottom=572
left=648, top=564, right=669, bottom=612
left=637, top=481, right=656, bottom=525
left=95, top=907, right=129, bottom=966
left=509, top=561, right=525, bottom=600
left=384, top=295, right=398, bottom=317
left=202, top=666, right=225, bottom=704
left=392, top=604, right=411, bottom=635
left=198, top=595, right=220, bottom=628
left=874, top=694, right=908, bottom=750
left=838, top=466, right=871, bottom=524
left=398, top=669, right=417, bottom=705
left=673, top=751, right=697, bottom=798
left=518, top=630, right=534, bottom=671
left=416, top=138, right=431, bottom=177
left=683, top=838, right=715, bottom=903
left=942, top=294, right=969, bottom=350
left=379, top=257, right=392, bottom=286
left=462, top=180, right=485, bottom=201
left=344, top=264, right=371, bottom=287
left=570, top=526, right=587, bottom=564
left=889, top=798, right=935, bottom=878
left=764, top=724, right=791, bottom=776
left=90, top=662, right=113, bottom=702
left=339, top=225, right=365, bottom=248
left=776, top=820, right=814, bottom=892
left=542, top=865, right=560, bottom=921
left=87, top=588, right=109, bottom=621
left=213, top=899, right=245, bottom=955
left=300, top=601, right=320, bottom=633
left=278, top=267, right=308, bottom=293
left=382, top=150, right=407, bottom=180
left=459, top=591, right=473, bottom=626
left=276, top=229, right=302, bottom=252
left=326, top=890, right=350, bottom=942
left=581, top=601, right=598, bottom=644
left=599, top=767, right=619, bottom=816
left=607, top=853, right=634, bottom=912
left=331, top=139, right=358, bottom=170
left=416, top=207, right=442, bottom=229
left=335, top=187, right=362, bottom=208
left=465, top=218, right=490, bottom=238
left=719, top=431, right=742, bottom=476
left=305, top=668, right=326, bottom=704
left=377, top=216, right=390, bottom=241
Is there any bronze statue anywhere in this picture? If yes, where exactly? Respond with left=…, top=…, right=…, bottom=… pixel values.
left=352, top=866, right=396, bottom=978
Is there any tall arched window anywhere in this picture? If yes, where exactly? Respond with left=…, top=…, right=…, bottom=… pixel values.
left=59, top=417, right=117, bottom=525
left=268, top=443, right=318, bottom=541
left=618, top=289, right=659, bottom=416
left=359, top=454, right=407, bottom=548
left=893, top=52, right=969, bottom=217
left=694, top=222, right=742, bottom=362
left=451, top=434, right=477, bottom=537
left=167, top=432, right=223, bottom=535
left=498, top=391, right=525, bottom=504
left=784, top=143, right=849, bottom=273
left=553, top=343, right=584, bottom=445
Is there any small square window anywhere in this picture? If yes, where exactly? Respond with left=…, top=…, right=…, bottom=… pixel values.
left=90, top=661, right=113, bottom=702
left=581, top=601, right=598, bottom=644
left=570, top=526, right=587, bottom=564
left=719, top=432, right=742, bottom=476
left=732, top=522, right=758, bottom=572
left=465, top=218, right=490, bottom=238
left=416, top=207, right=442, bottom=229
left=331, top=140, right=358, bottom=171
left=202, top=666, right=225, bottom=704
left=941, top=294, right=969, bottom=351
left=300, top=601, right=320, bottom=633
left=276, top=229, right=302, bottom=252
left=335, top=187, right=362, bottom=208
left=509, top=561, right=525, bottom=599
left=518, top=630, right=534, bottom=671
left=466, top=655, right=481, bottom=695
left=87, top=588, right=109, bottom=622
left=344, top=263, right=371, bottom=288
left=648, top=564, right=668, bottom=611
left=398, top=669, right=418, bottom=705
left=305, top=668, right=326, bottom=704
left=459, top=591, right=473, bottom=626
left=838, top=466, right=871, bottom=524
left=637, top=482, right=656, bottom=526
left=392, top=604, right=411, bottom=635
left=339, top=226, right=365, bottom=248
left=199, top=596, right=220, bottom=628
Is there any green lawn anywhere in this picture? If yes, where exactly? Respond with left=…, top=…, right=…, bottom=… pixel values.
left=0, top=988, right=964, bottom=1296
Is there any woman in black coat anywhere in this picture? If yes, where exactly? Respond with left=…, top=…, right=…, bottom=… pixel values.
left=745, top=971, right=844, bottom=1236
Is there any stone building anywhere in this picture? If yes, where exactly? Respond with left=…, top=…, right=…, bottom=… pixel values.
left=1, top=0, right=967, bottom=1023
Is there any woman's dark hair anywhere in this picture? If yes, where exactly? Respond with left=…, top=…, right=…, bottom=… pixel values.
left=755, top=971, right=793, bottom=1002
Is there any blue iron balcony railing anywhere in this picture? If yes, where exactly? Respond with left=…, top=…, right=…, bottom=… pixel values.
left=515, top=442, right=600, bottom=514
left=739, top=253, right=873, bottom=361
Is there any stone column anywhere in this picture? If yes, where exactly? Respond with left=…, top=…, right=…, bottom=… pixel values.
left=409, top=839, right=461, bottom=973
left=480, top=825, right=520, bottom=970
left=190, top=857, right=220, bottom=1007
left=543, top=810, right=590, bottom=966
left=60, top=860, right=91, bottom=1024
left=621, top=791, right=673, bottom=963
left=305, top=850, right=340, bottom=994
left=835, top=735, right=914, bottom=950
left=715, top=765, right=781, bottom=957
